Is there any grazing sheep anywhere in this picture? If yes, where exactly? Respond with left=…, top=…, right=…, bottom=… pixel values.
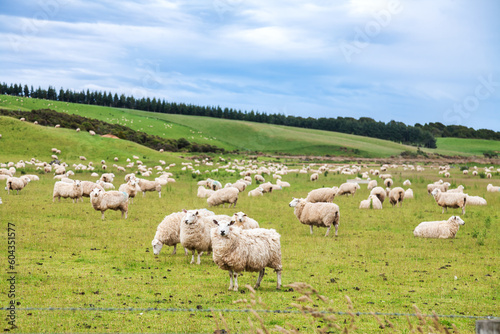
left=463, top=170, right=469, bottom=175
left=89, top=130, right=96, bottom=136
left=231, top=181, right=247, bottom=192
left=52, top=180, right=83, bottom=203
left=96, top=180, right=115, bottom=190
left=79, top=156, right=86, bottom=161
left=305, top=186, right=338, bottom=203
left=208, top=179, right=222, bottom=191
left=427, top=182, right=450, bottom=194
left=388, top=187, right=405, bottom=207
left=118, top=179, right=140, bottom=203
left=233, top=212, right=260, bottom=229
left=487, top=184, right=499, bottom=192
left=384, top=178, right=394, bottom=188
left=137, top=178, right=161, bottom=198
left=248, top=187, right=264, bottom=197
left=22, top=174, right=39, bottom=182
left=207, top=187, right=239, bottom=208
left=259, top=182, right=274, bottom=193
left=359, top=195, right=383, bottom=209
left=337, top=182, right=360, bottom=197
left=80, top=181, right=104, bottom=201
left=289, top=198, right=340, bottom=237
left=152, top=209, right=214, bottom=256
left=100, top=173, right=115, bottom=183
left=465, top=195, right=487, bottom=206
left=254, top=174, right=265, bottom=183
left=486, top=173, right=492, bottom=179
left=367, top=179, right=377, bottom=190
left=370, top=186, right=387, bottom=203
left=447, top=185, right=464, bottom=193
left=413, top=216, right=465, bottom=239
left=197, top=186, right=215, bottom=198
left=211, top=219, right=282, bottom=291
left=180, top=210, right=231, bottom=264
left=5, top=177, right=30, bottom=195
left=310, top=173, right=319, bottom=182
left=403, top=179, right=411, bottom=186
left=431, top=189, right=467, bottom=215
left=89, top=188, right=129, bottom=220
left=404, top=188, right=414, bottom=199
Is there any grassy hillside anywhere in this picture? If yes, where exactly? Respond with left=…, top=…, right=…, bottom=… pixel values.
left=1, top=95, right=498, bottom=158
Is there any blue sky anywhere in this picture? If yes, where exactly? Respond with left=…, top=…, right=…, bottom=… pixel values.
left=1, top=0, right=499, bottom=131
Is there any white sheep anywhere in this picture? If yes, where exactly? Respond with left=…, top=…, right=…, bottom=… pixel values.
left=231, top=181, right=247, bottom=192
left=80, top=181, right=104, bottom=201
left=89, top=130, right=96, bottom=136
left=404, top=188, right=414, bottom=199
left=465, top=195, right=487, bottom=206
left=413, top=216, right=465, bottom=239
left=427, top=182, right=450, bottom=194
left=447, top=185, right=464, bottom=193
left=310, top=173, right=319, bottom=182
left=233, top=212, right=260, bottom=229
left=259, top=182, right=274, bottom=193
left=207, top=187, right=239, bottom=208
left=22, top=174, right=39, bottom=182
left=370, top=186, right=386, bottom=203
left=384, top=178, right=394, bottom=188
left=431, top=188, right=467, bottom=215
left=359, top=195, right=383, bottom=209
left=254, top=174, right=265, bottom=183
left=180, top=210, right=231, bottom=264
left=276, top=179, right=290, bottom=188
left=305, top=186, right=338, bottom=203
left=248, top=186, right=264, bottom=197
left=5, top=177, right=30, bottom=195
left=487, top=184, right=499, bottom=192
left=96, top=180, right=115, bottom=190
left=137, top=178, right=161, bottom=198
left=388, top=187, right=405, bottom=207
left=403, top=179, right=411, bottom=186
left=52, top=180, right=83, bottom=203
left=197, top=186, right=215, bottom=198
left=211, top=219, right=282, bottom=291
left=118, top=179, right=140, bottom=203
left=89, top=188, right=129, bottom=220
left=100, top=173, right=115, bottom=183
left=289, top=198, right=340, bottom=237
left=367, top=180, right=377, bottom=190
left=337, top=182, right=360, bottom=197
left=152, top=209, right=214, bottom=256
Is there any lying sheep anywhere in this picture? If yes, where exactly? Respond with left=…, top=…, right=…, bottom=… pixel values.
left=96, top=180, right=115, bottom=190
left=254, top=174, right=266, bottom=183
left=337, top=182, right=360, bottom=197
left=389, top=187, right=405, bottom=207
left=180, top=210, right=231, bottom=264
left=370, top=186, right=387, bottom=203
left=431, top=188, right=467, bottom=215
left=118, top=179, right=140, bottom=204
left=22, top=174, right=39, bottom=182
left=207, top=187, right=239, bottom=208
left=487, top=184, right=499, bottom=192
left=137, top=178, right=162, bottom=198
left=359, top=195, right=383, bottom=209
left=233, top=212, right=260, bottom=229
left=276, top=179, right=290, bottom=188
left=367, top=179, right=377, bottom=190
left=152, top=209, right=214, bottom=256
left=211, top=219, right=282, bottom=291
left=447, top=185, right=464, bottom=193
left=465, top=195, right=487, bottom=206
left=5, top=177, right=30, bottom=195
left=305, top=186, right=338, bottom=203
left=197, top=186, right=215, bottom=198
left=403, top=179, right=411, bottom=186
left=289, top=197, right=340, bottom=237
left=248, top=186, right=264, bottom=197
left=90, top=188, right=129, bottom=220
left=413, top=216, right=465, bottom=239
left=53, top=180, right=83, bottom=203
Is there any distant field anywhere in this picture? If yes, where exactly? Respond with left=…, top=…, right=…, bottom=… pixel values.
left=436, top=137, right=500, bottom=157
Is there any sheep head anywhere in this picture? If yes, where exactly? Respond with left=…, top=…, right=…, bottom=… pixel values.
left=182, top=210, right=199, bottom=225
left=213, top=219, right=235, bottom=237
left=151, top=238, right=163, bottom=255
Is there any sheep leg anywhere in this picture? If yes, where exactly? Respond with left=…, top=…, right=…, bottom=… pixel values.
left=324, top=226, right=331, bottom=237
left=190, top=250, right=196, bottom=264
left=228, top=271, right=234, bottom=290
left=233, top=272, right=239, bottom=291
left=310, top=225, right=313, bottom=235
left=334, top=224, right=339, bottom=237
left=158, top=191, right=161, bottom=198
left=462, top=206, right=465, bottom=215
left=172, top=244, right=177, bottom=255
left=276, top=270, right=282, bottom=290
left=255, top=269, right=265, bottom=289
left=142, top=191, right=146, bottom=197
left=183, top=247, right=188, bottom=256
left=197, top=251, right=203, bottom=265
left=101, top=211, right=105, bottom=220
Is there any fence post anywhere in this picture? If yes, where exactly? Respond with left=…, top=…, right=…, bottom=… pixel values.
left=476, top=320, right=500, bottom=334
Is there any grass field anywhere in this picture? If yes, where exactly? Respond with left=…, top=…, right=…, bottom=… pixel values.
left=3, top=95, right=498, bottom=158
left=0, top=118, right=499, bottom=332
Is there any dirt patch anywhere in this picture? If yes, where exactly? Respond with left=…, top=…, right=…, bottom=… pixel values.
left=101, top=134, right=120, bottom=139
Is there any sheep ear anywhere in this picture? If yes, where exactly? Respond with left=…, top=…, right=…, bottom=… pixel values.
left=195, top=211, right=199, bottom=216
left=213, top=220, right=219, bottom=225
left=229, top=220, right=235, bottom=226
left=182, top=209, right=187, bottom=213
left=243, top=214, right=247, bottom=217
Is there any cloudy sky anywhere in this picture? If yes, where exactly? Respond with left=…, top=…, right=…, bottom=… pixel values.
left=1, top=0, right=499, bottom=131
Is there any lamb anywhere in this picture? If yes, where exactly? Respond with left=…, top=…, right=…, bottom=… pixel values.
left=137, top=178, right=162, bottom=198
left=359, top=195, right=383, bottom=209
left=248, top=186, right=264, bottom=197
left=305, top=186, right=338, bottom=203
left=487, top=184, right=499, bottom=192
left=337, top=182, right=360, bottom=197
left=404, top=188, right=414, bottom=199
left=118, top=179, right=140, bottom=203
left=211, top=219, right=282, bottom=291
left=310, top=173, right=319, bottom=182
left=180, top=210, right=231, bottom=264
left=89, top=188, right=129, bottom=220
left=233, top=212, right=260, bottom=229
left=465, top=195, right=487, bottom=206
left=289, top=197, right=340, bottom=237
left=367, top=179, right=377, bottom=190
left=370, top=186, right=387, bottom=203
left=413, top=216, right=465, bottom=239
left=388, top=187, right=405, bottom=207
left=207, top=187, right=239, bottom=208
left=384, top=178, right=394, bottom=188
left=52, top=180, right=83, bottom=203
left=197, top=185, right=215, bottom=198
left=431, top=188, right=467, bottom=215
left=151, top=209, right=214, bottom=256
left=5, top=177, right=30, bottom=195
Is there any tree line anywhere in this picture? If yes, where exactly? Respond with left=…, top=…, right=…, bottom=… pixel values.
left=3, top=82, right=497, bottom=147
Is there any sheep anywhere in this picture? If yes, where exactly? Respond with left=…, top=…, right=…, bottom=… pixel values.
left=288, top=197, right=340, bottom=237
left=384, top=178, right=394, bottom=188
left=447, top=185, right=464, bottom=193
left=370, top=186, right=387, bottom=203
left=5, top=177, right=30, bottom=195
left=466, top=195, right=487, bottom=206
left=137, top=178, right=161, bottom=198
left=89, top=130, right=96, bottom=136
left=254, top=174, right=265, bottom=183
left=233, top=212, right=260, bottom=229
left=310, top=173, right=319, bottom=182
left=404, top=188, right=414, bottom=199
left=259, top=182, right=274, bottom=193
left=413, top=216, right=465, bottom=239
left=151, top=209, right=214, bottom=256
left=231, top=181, right=247, bottom=192
left=305, top=186, right=338, bottom=203
left=76, top=128, right=80, bottom=132
left=22, top=174, right=39, bottom=182
left=276, top=179, right=290, bottom=188
left=100, top=173, right=115, bottom=183
left=248, top=186, right=264, bottom=197
left=337, top=182, right=360, bottom=197
left=388, top=187, right=405, bottom=207
left=211, top=219, right=282, bottom=291
left=197, top=186, right=215, bottom=198
left=403, top=179, right=411, bottom=186
left=207, top=187, right=239, bottom=208
left=118, top=179, right=140, bottom=204
left=463, top=170, right=469, bottom=175
left=180, top=210, right=231, bottom=264
left=427, top=182, right=450, bottom=194
left=96, top=180, right=115, bottom=190
left=89, top=188, right=129, bottom=220
left=79, top=156, right=86, bottom=161
left=487, top=184, right=499, bottom=192
left=359, top=195, right=383, bottom=209
left=81, top=181, right=104, bottom=201
left=52, top=180, right=83, bottom=203
left=209, top=179, right=222, bottom=191
left=431, top=188, right=467, bottom=215
left=486, top=173, right=492, bottom=179
left=367, top=179, right=377, bottom=190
